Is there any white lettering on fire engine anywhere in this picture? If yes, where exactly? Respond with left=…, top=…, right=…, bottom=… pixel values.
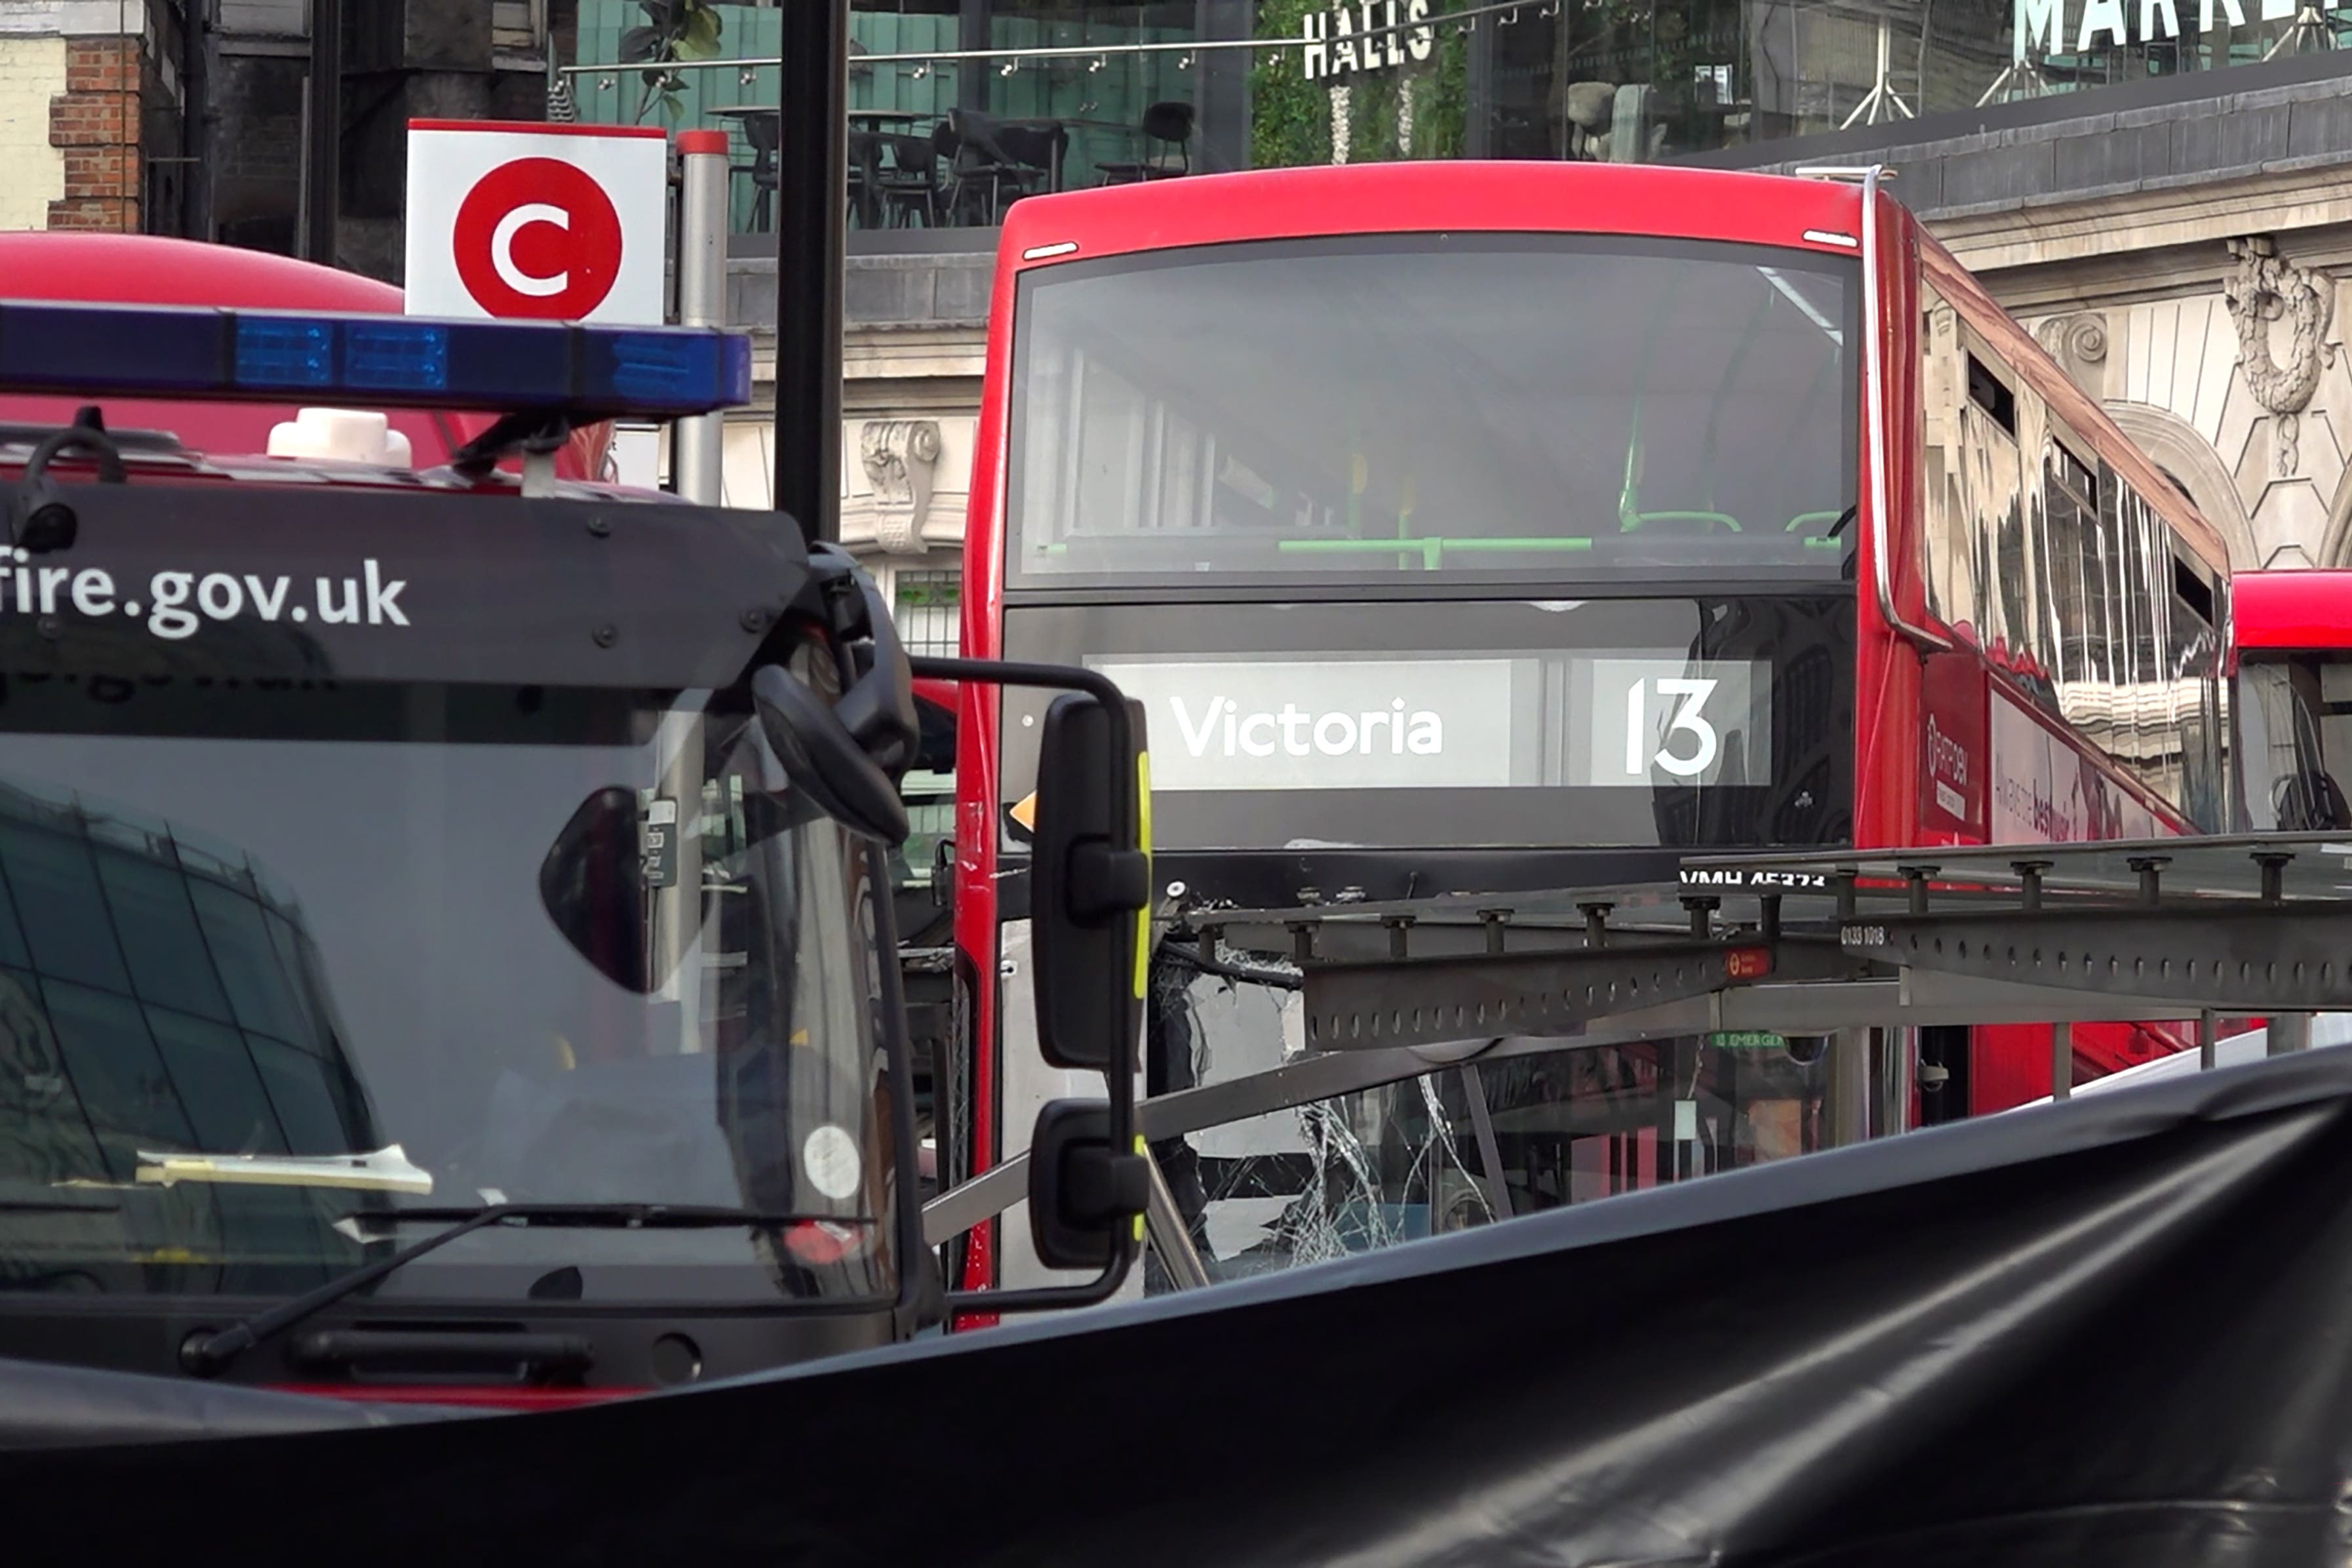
left=0, top=550, right=410, bottom=640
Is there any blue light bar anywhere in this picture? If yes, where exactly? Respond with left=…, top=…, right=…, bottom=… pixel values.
left=0, top=300, right=753, bottom=420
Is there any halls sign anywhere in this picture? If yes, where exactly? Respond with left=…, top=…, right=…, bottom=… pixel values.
left=1301, top=0, right=1436, bottom=82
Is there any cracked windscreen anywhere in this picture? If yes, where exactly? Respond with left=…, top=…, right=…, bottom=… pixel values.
left=1141, top=941, right=1830, bottom=1290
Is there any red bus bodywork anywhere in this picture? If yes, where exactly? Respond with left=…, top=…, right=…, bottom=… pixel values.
left=2232, top=570, right=2352, bottom=656
left=2228, top=568, right=2352, bottom=840
left=0, top=233, right=608, bottom=480
left=954, top=165, right=2233, bottom=1293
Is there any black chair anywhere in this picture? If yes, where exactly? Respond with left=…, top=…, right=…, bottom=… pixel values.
left=928, top=120, right=976, bottom=225
left=727, top=109, right=782, bottom=231
left=996, top=121, right=1068, bottom=197
left=874, top=132, right=941, bottom=227
left=1097, top=100, right=1194, bottom=184
left=944, top=108, right=1056, bottom=223
left=846, top=128, right=887, bottom=227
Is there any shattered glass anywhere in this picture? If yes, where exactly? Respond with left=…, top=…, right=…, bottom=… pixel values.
left=1141, top=938, right=1832, bottom=1293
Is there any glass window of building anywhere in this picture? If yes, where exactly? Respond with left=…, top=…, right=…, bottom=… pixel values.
left=558, top=0, right=2345, bottom=234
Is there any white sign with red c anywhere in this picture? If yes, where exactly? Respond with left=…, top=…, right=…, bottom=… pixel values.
left=403, top=121, right=667, bottom=326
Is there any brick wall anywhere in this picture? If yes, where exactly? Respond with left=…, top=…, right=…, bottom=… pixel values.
left=0, top=35, right=68, bottom=230
left=47, top=34, right=140, bottom=230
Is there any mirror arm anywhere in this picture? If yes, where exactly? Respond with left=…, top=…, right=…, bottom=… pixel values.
left=826, top=634, right=939, bottom=1334
left=918, top=654, right=1145, bottom=1317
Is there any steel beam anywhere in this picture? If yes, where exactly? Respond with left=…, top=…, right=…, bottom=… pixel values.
left=1302, top=938, right=1854, bottom=1051
left=924, top=960, right=2292, bottom=1245
left=1836, top=906, right=2352, bottom=1011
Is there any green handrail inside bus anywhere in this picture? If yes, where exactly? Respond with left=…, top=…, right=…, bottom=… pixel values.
left=1276, top=537, right=1596, bottom=568
left=1620, top=511, right=1743, bottom=532
left=1786, top=511, right=1851, bottom=549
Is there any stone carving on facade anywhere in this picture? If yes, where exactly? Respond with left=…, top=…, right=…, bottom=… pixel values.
left=2033, top=311, right=2109, bottom=401
left=2225, top=236, right=2334, bottom=478
left=859, top=419, right=941, bottom=555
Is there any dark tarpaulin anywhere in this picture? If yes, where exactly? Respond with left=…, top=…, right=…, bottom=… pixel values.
left=13, top=1048, right=2352, bottom=1564
left=0, top=1354, right=470, bottom=1449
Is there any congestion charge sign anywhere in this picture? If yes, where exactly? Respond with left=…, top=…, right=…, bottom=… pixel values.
left=452, top=159, right=623, bottom=319
left=402, top=121, right=667, bottom=326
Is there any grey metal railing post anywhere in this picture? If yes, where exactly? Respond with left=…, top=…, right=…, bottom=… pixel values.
left=673, top=130, right=730, bottom=505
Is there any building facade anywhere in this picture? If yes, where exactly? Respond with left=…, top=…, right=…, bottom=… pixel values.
left=1706, top=55, right=2352, bottom=577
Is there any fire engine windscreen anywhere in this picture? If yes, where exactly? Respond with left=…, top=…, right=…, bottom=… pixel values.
left=1008, top=235, right=1856, bottom=585
left=0, top=671, right=893, bottom=1306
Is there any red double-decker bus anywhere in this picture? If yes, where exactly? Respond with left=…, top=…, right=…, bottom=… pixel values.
left=2233, top=570, right=2352, bottom=833
left=947, top=163, right=2234, bottom=1297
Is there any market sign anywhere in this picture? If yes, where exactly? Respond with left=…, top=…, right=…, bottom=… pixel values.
left=2015, top=0, right=2285, bottom=58
left=1302, top=0, right=1436, bottom=82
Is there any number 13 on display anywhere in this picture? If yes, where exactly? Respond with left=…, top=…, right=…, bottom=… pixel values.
left=1585, top=659, right=1763, bottom=787
left=1628, top=676, right=1719, bottom=778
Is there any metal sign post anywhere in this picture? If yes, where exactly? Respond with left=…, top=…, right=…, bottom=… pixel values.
left=673, top=130, right=730, bottom=505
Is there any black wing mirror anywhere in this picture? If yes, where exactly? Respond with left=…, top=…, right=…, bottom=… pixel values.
left=1030, top=690, right=1149, bottom=1070
left=752, top=663, right=909, bottom=844
left=912, top=656, right=1152, bottom=1314
left=1027, top=1100, right=1147, bottom=1272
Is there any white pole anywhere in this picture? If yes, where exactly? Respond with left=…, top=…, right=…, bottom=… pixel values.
left=674, top=129, right=730, bottom=505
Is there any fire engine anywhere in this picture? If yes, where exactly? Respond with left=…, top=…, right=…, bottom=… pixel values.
left=0, top=233, right=1148, bottom=1408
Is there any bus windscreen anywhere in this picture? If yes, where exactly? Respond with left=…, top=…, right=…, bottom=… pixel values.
left=1008, top=234, right=1857, bottom=587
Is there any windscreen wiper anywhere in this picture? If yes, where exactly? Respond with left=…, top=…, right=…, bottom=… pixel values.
left=182, top=1202, right=868, bottom=1377
left=136, top=1144, right=433, bottom=1194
